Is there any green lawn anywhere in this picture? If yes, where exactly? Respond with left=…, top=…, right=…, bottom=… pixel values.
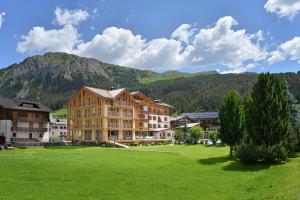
left=0, top=145, right=300, bottom=200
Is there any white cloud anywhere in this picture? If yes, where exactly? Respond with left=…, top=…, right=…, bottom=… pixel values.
left=0, top=12, right=6, bottom=28
left=17, top=16, right=266, bottom=72
left=17, top=25, right=79, bottom=54
left=268, top=36, right=300, bottom=64
left=264, top=0, right=300, bottom=19
left=54, top=7, right=89, bottom=26
left=171, top=24, right=195, bottom=44
left=180, top=16, right=265, bottom=69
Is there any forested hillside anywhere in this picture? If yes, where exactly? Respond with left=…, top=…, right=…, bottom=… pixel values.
left=0, top=52, right=299, bottom=113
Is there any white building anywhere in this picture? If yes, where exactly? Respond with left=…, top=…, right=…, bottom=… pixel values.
left=49, top=116, right=67, bottom=140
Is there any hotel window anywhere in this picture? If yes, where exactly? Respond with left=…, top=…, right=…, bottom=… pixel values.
left=85, top=130, right=92, bottom=140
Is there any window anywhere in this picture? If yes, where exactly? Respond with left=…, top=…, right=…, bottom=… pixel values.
left=60, top=126, right=63, bottom=129
left=164, top=125, right=168, bottom=128
left=13, top=133, right=16, bottom=137
left=153, top=124, right=157, bottom=128
left=164, top=117, right=168, bottom=121
left=85, top=130, right=92, bottom=140
left=39, top=133, right=43, bottom=137
left=149, top=124, right=152, bottom=128
left=153, top=116, right=157, bottom=120
left=35, top=113, right=39, bottom=118
left=149, top=116, right=152, bottom=120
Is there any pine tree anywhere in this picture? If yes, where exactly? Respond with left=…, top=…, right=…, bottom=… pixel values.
left=245, top=73, right=294, bottom=162
left=219, top=90, right=244, bottom=159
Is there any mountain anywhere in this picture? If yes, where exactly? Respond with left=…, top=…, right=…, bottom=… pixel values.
left=0, top=52, right=299, bottom=113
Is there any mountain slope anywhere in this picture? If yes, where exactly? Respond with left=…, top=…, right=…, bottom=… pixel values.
left=0, top=52, right=299, bottom=112
left=0, top=52, right=148, bottom=110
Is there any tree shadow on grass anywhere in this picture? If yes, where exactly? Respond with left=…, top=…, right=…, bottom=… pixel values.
left=198, top=156, right=230, bottom=165
left=222, top=161, right=271, bottom=172
left=44, top=145, right=96, bottom=150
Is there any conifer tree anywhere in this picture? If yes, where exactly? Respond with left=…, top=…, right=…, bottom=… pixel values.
left=219, top=90, right=244, bottom=159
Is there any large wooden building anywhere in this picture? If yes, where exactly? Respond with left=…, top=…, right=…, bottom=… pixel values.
left=0, top=98, right=50, bottom=144
left=67, top=86, right=173, bottom=144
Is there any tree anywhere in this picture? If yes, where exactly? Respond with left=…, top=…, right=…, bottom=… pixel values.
left=244, top=73, right=294, bottom=162
left=174, top=129, right=184, bottom=144
left=209, top=131, right=219, bottom=145
left=219, top=90, right=244, bottom=159
left=189, top=126, right=204, bottom=144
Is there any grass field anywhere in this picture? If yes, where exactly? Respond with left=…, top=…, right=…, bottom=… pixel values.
left=1, top=145, right=300, bottom=200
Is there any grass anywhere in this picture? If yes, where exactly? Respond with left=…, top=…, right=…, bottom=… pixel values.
left=139, top=70, right=218, bottom=84
left=51, top=106, right=67, bottom=118
left=0, top=145, right=300, bottom=200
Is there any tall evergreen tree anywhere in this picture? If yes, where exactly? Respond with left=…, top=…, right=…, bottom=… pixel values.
left=219, top=90, right=244, bottom=159
left=245, top=73, right=294, bottom=162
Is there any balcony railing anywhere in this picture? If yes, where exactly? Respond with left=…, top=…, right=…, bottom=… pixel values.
left=116, top=101, right=128, bottom=106
left=108, top=124, right=120, bottom=128
left=123, top=124, right=132, bottom=128
left=123, top=113, right=133, bottom=118
left=108, top=112, right=120, bottom=117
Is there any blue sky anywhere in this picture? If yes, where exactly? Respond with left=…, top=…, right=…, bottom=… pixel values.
left=0, top=0, right=300, bottom=73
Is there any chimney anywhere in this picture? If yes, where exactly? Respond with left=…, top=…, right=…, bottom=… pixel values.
left=154, top=99, right=161, bottom=103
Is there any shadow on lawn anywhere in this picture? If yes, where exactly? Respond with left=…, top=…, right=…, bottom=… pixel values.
left=198, top=156, right=230, bottom=165
left=222, top=161, right=271, bottom=172
left=44, top=146, right=96, bottom=150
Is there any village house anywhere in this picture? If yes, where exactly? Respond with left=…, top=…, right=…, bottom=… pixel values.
left=0, top=98, right=50, bottom=145
left=171, top=112, right=220, bottom=138
left=49, top=116, right=68, bottom=140
left=67, top=86, right=173, bottom=144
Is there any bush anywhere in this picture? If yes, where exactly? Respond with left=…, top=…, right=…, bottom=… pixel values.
left=237, top=142, right=260, bottom=164
left=209, top=131, right=219, bottom=145
left=174, top=129, right=184, bottom=144
left=262, top=144, right=288, bottom=163
left=189, top=126, right=204, bottom=144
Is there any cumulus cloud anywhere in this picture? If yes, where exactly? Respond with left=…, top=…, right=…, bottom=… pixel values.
left=17, top=16, right=266, bottom=73
left=0, top=12, right=6, bottom=28
left=171, top=24, right=195, bottom=44
left=268, top=36, right=300, bottom=64
left=180, top=16, right=265, bottom=69
left=17, top=25, right=79, bottom=54
left=54, top=7, right=89, bottom=26
left=264, top=0, right=300, bottom=19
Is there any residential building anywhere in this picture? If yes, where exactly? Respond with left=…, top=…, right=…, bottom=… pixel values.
left=170, top=115, right=195, bottom=128
left=49, top=116, right=67, bottom=140
left=0, top=98, right=50, bottom=144
left=67, top=86, right=173, bottom=144
left=182, top=112, right=220, bottom=137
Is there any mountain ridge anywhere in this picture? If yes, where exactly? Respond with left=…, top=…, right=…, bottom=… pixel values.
left=0, top=52, right=299, bottom=112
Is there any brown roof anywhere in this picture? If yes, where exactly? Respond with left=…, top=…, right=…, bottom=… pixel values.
left=0, top=98, right=51, bottom=112
left=84, top=86, right=126, bottom=99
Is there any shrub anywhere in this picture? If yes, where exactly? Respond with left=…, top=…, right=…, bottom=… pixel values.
left=236, top=142, right=260, bottom=164
left=262, top=144, right=288, bottom=163
left=174, top=129, right=184, bottom=144
left=209, top=131, right=219, bottom=145
left=189, top=126, right=204, bottom=144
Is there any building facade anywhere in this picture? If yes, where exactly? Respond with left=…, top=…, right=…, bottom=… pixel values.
left=0, top=98, right=50, bottom=144
left=67, top=86, right=173, bottom=143
left=49, top=117, right=67, bottom=140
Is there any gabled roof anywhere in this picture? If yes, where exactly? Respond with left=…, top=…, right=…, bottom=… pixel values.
left=170, top=115, right=194, bottom=122
left=182, top=112, right=219, bottom=119
left=84, top=86, right=126, bottom=99
left=0, top=98, right=51, bottom=112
